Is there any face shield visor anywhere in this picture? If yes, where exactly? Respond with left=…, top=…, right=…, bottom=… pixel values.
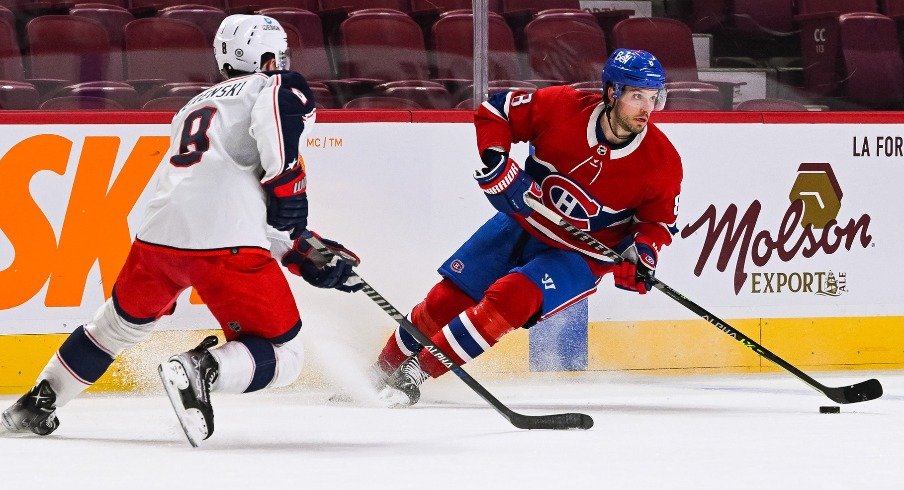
left=614, top=85, right=667, bottom=112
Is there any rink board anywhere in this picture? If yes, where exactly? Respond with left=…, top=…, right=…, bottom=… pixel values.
left=1, top=110, right=903, bottom=392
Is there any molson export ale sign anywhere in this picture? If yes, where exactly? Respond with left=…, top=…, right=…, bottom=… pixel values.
left=680, top=163, right=872, bottom=295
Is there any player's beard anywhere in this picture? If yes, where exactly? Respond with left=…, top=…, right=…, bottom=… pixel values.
left=611, top=104, right=647, bottom=136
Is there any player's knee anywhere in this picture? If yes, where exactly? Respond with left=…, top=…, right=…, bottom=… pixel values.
left=269, top=335, right=305, bottom=389
left=86, top=300, right=156, bottom=355
left=482, top=273, right=543, bottom=327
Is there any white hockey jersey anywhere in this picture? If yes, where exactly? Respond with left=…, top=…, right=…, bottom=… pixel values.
left=137, top=71, right=316, bottom=251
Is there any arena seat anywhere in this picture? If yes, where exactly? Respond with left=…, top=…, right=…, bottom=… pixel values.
left=734, top=98, right=809, bottom=111
left=158, top=5, right=227, bottom=45
left=795, top=0, right=880, bottom=99
left=259, top=8, right=334, bottom=81
left=0, top=14, right=24, bottom=82
left=52, top=81, right=140, bottom=109
left=431, top=10, right=520, bottom=82
left=501, top=0, right=579, bottom=13
left=229, top=0, right=317, bottom=11
left=687, top=0, right=727, bottom=33
left=410, top=0, right=501, bottom=13
left=336, top=9, right=430, bottom=82
left=70, top=4, right=134, bottom=52
left=27, top=16, right=120, bottom=84
left=141, top=95, right=192, bottom=110
left=374, top=80, right=453, bottom=108
left=124, top=18, right=217, bottom=85
left=40, top=95, right=124, bottom=110
left=130, top=0, right=226, bottom=12
left=663, top=97, right=721, bottom=110
left=612, top=17, right=739, bottom=109
left=523, top=10, right=607, bottom=84
left=319, top=0, right=408, bottom=12
left=343, top=96, right=422, bottom=109
left=0, top=81, right=39, bottom=109
left=838, top=12, right=904, bottom=109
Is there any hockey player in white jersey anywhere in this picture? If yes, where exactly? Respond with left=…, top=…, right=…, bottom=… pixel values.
left=1, top=15, right=362, bottom=447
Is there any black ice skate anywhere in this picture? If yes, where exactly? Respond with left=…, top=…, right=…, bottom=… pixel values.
left=158, top=335, right=219, bottom=447
left=1, top=379, right=60, bottom=436
left=328, top=361, right=393, bottom=404
left=378, top=355, right=428, bottom=408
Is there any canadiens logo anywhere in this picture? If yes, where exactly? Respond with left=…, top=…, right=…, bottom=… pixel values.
left=450, top=259, right=464, bottom=273
left=540, top=174, right=601, bottom=230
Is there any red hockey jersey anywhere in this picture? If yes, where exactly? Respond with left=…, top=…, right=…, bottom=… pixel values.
left=475, top=85, right=682, bottom=266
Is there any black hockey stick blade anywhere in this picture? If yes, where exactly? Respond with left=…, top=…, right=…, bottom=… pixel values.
left=510, top=412, right=594, bottom=430
left=825, top=378, right=883, bottom=404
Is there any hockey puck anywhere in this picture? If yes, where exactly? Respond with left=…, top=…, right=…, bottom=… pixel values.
left=819, top=406, right=840, bottom=414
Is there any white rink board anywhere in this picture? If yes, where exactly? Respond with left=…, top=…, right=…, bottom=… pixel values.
left=0, top=120, right=899, bottom=333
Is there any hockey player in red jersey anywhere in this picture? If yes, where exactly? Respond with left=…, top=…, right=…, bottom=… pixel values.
left=1, top=15, right=362, bottom=446
left=376, top=49, right=683, bottom=407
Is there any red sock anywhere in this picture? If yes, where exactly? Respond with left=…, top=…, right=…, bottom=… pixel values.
left=376, top=278, right=476, bottom=374
left=419, top=273, right=543, bottom=378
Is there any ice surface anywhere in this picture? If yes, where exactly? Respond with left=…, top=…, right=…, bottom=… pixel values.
left=3, top=370, right=902, bottom=489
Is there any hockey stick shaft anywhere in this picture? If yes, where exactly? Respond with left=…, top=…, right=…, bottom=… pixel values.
left=524, top=197, right=882, bottom=404
left=300, top=231, right=593, bottom=429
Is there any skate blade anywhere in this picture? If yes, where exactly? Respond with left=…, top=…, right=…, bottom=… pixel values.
left=158, top=363, right=207, bottom=448
left=377, top=386, right=413, bottom=409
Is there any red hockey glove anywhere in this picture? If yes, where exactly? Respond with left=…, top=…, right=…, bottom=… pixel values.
left=281, top=232, right=363, bottom=293
left=613, top=241, right=657, bottom=294
left=262, top=165, right=308, bottom=239
left=474, top=149, right=542, bottom=218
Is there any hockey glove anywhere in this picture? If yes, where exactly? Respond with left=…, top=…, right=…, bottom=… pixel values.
left=613, top=240, right=657, bottom=294
left=262, top=166, right=308, bottom=239
left=281, top=232, right=363, bottom=293
left=474, top=149, right=542, bottom=218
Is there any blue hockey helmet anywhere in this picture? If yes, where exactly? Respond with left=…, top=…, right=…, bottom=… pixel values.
left=601, top=49, right=667, bottom=110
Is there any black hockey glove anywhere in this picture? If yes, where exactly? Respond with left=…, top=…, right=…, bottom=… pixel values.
left=281, top=232, right=363, bottom=293
left=262, top=166, right=308, bottom=239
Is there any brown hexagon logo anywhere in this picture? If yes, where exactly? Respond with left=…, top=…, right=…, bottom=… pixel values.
left=789, top=163, right=843, bottom=229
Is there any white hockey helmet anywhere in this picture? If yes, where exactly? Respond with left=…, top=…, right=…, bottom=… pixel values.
left=214, top=14, right=289, bottom=76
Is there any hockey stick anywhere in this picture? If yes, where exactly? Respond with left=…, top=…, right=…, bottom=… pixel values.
left=524, top=196, right=883, bottom=405
left=300, top=231, right=594, bottom=430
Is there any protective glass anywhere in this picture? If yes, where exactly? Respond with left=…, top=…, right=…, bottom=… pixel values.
left=617, top=87, right=667, bottom=111
left=278, top=49, right=291, bottom=71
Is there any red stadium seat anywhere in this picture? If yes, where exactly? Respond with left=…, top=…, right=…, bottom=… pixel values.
left=795, top=0, right=880, bottom=98
left=124, top=18, right=218, bottom=85
left=343, top=96, right=422, bottom=109
left=52, top=81, right=140, bottom=109
left=501, top=0, right=579, bottom=13
left=70, top=4, right=134, bottom=51
left=336, top=9, right=430, bottom=81
left=838, top=12, right=904, bottom=109
left=319, top=0, right=408, bottom=12
left=612, top=17, right=739, bottom=109
left=523, top=10, right=607, bottom=83
left=40, top=95, right=124, bottom=110
left=141, top=96, right=193, bottom=110
left=26, top=16, right=121, bottom=83
left=410, top=0, right=501, bottom=13
left=130, top=0, right=226, bottom=12
left=374, top=80, right=453, bottom=108
left=158, top=5, right=227, bottom=46
left=0, top=81, right=39, bottom=109
left=734, top=98, right=808, bottom=111
left=431, top=10, right=520, bottom=82
left=229, top=0, right=317, bottom=11
left=0, top=12, right=24, bottom=82
left=663, top=97, right=721, bottom=110
left=259, top=8, right=334, bottom=81
left=687, top=0, right=726, bottom=33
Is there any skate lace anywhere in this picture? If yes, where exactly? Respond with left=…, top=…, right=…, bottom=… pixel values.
left=400, top=357, right=428, bottom=386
